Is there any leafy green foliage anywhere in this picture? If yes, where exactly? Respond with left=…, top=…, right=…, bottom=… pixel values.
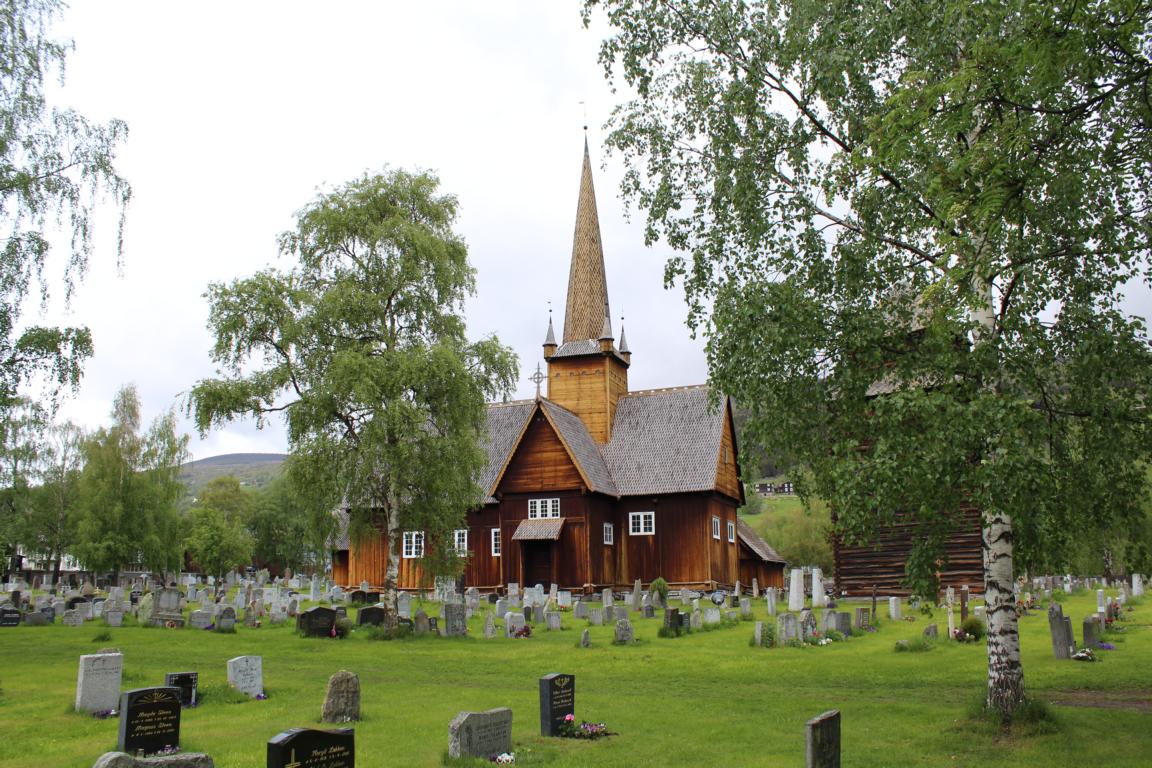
left=186, top=504, right=252, bottom=579
left=73, top=385, right=188, bottom=576
left=741, top=485, right=833, bottom=572
left=0, top=397, right=44, bottom=573
left=189, top=169, right=518, bottom=620
left=245, top=472, right=316, bottom=574
left=0, top=0, right=130, bottom=406
left=21, top=419, right=83, bottom=580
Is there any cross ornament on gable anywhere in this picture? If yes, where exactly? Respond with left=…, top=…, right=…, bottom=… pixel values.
left=529, top=363, right=546, bottom=401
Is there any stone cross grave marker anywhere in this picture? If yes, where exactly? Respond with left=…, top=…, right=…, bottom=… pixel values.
left=164, top=672, right=198, bottom=708
left=267, top=727, right=355, bottom=768
left=448, top=708, right=513, bottom=760
left=76, top=652, right=123, bottom=713
left=118, top=687, right=181, bottom=757
left=539, top=673, right=575, bottom=736
left=227, top=655, right=264, bottom=698
left=806, top=709, right=841, bottom=768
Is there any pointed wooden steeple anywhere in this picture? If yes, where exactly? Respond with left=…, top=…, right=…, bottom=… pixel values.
left=563, top=138, right=610, bottom=344
left=544, top=138, right=631, bottom=444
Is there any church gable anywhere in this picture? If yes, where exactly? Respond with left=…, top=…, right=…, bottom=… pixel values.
left=714, top=398, right=744, bottom=503
left=497, top=408, right=587, bottom=494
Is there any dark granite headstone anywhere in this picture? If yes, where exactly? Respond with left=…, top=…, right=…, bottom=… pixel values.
left=66, top=595, right=90, bottom=611
left=130, top=590, right=142, bottom=606
left=267, top=726, right=354, bottom=768
left=334, top=606, right=347, bottom=619
left=539, top=673, right=575, bottom=737
left=117, top=687, right=182, bottom=757
left=39, top=604, right=55, bottom=623
left=164, top=672, right=198, bottom=707
left=0, top=606, right=20, bottom=626
left=348, top=590, right=368, bottom=604
left=298, top=606, right=338, bottom=637
left=357, top=606, right=386, bottom=626
left=364, top=592, right=380, bottom=604
left=805, top=709, right=840, bottom=768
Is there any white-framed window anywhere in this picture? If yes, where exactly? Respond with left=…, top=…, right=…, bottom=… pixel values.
left=454, top=529, right=468, bottom=556
left=528, top=498, right=560, bottom=519
left=727, top=520, right=736, bottom=543
left=491, top=527, right=501, bottom=556
left=402, top=531, right=424, bottom=559
left=629, top=511, right=655, bottom=536
left=603, top=522, right=614, bottom=545
left=712, top=516, right=721, bottom=540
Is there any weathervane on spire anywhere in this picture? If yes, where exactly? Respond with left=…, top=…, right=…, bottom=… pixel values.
left=580, top=100, right=587, bottom=131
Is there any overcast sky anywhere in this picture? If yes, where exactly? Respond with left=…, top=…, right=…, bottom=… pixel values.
left=35, top=2, right=709, bottom=461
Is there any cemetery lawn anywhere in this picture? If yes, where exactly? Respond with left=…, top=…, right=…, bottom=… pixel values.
left=0, top=591, right=1148, bottom=767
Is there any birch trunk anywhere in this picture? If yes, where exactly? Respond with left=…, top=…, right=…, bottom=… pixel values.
left=381, top=489, right=402, bottom=630
left=972, top=274, right=1025, bottom=717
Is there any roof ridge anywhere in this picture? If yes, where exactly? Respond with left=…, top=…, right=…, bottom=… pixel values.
left=624, top=384, right=710, bottom=396
left=487, top=399, right=535, bottom=408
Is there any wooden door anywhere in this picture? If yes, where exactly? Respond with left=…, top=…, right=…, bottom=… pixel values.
left=522, top=541, right=552, bottom=586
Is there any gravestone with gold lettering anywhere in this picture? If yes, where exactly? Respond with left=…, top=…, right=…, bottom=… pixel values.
left=117, top=687, right=182, bottom=756
left=539, top=673, right=575, bottom=736
left=267, top=727, right=355, bottom=768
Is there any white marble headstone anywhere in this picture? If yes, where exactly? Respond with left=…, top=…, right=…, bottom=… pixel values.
left=75, top=653, right=122, bottom=713
left=227, top=655, right=264, bottom=698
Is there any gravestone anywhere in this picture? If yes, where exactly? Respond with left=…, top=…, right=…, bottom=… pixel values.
left=642, top=604, right=655, bottom=619
left=557, top=591, right=572, bottom=608
left=483, top=613, right=496, bottom=639
left=216, top=606, right=236, bottom=631
left=539, top=673, right=575, bottom=737
left=189, top=610, right=214, bottom=630
left=523, top=605, right=533, bottom=623
left=227, top=655, right=264, bottom=698
left=777, top=614, right=799, bottom=646
left=76, top=652, right=124, bottom=713
left=923, top=623, right=938, bottom=640
left=63, top=608, right=84, bottom=627
left=573, top=601, right=588, bottom=619
left=321, top=670, right=360, bottom=723
left=691, top=609, right=702, bottom=630
left=448, top=708, right=513, bottom=760
left=822, top=610, right=840, bottom=635
left=506, top=582, right=519, bottom=599
left=397, top=592, right=411, bottom=619
left=444, top=603, right=467, bottom=637
left=118, top=687, right=182, bottom=757
left=631, top=579, right=643, bottom=611
left=602, top=588, right=614, bottom=608
left=1047, top=603, right=1074, bottom=659
left=580, top=628, right=590, bottom=647
left=348, top=590, right=367, bottom=605
left=766, top=588, right=777, bottom=616
left=504, top=612, right=525, bottom=637
left=613, top=606, right=629, bottom=622
left=39, top=604, right=56, bottom=623
left=753, top=621, right=764, bottom=647
left=739, top=597, right=752, bottom=618
left=153, top=588, right=184, bottom=627
left=960, top=586, right=970, bottom=622
left=663, top=608, right=680, bottom=630
left=752, top=578, right=760, bottom=598
left=614, top=618, right=635, bottom=644
left=357, top=606, right=385, bottom=627
left=888, top=597, right=901, bottom=621
left=1082, top=616, right=1100, bottom=648
left=546, top=611, right=562, bottom=631
left=788, top=568, right=805, bottom=611
left=0, top=606, right=20, bottom=626
left=22, top=611, right=47, bottom=626
left=800, top=610, right=818, bottom=641
left=589, top=608, right=603, bottom=626
left=267, top=727, right=354, bottom=768
left=1134, top=573, right=1145, bottom=597
left=105, top=608, right=124, bottom=628
left=811, top=568, right=826, bottom=608
left=164, top=672, right=199, bottom=707
left=834, top=612, right=852, bottom=634
left=946, top=604, right=956, bottom=639
left=805, top=710, right=841, bottom=768
left=494, top=599, right=508, bottom=619
left=414, top=609, right=430, bottom=634
left=298, top=606, right=338, bottom=637
left=704, top=608, right=721, bottom=625
left=854, top=607, right=870, bottom=630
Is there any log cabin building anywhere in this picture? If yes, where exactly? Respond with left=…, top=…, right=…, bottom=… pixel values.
left=332, top=140, right=786, bottom=593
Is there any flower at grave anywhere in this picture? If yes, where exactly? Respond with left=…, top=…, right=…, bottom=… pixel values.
left=1097, top=641, right=1116, bottom=650
left=490, top=752, right=515, bottom=764
left=255, top=693, right=268, bottom=700
left=565, top=714, right=574, bottom=722
left=1071, top=647, right=1098, bottom=662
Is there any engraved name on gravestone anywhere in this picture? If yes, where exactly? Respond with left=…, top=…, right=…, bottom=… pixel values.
left=448, top=708, right=513, bottom=759
left=118, top=687, right=182, bottom=757
left=267, top=727, right=355, bottom=768
left=164, top=672, right=199, bottom=708
left=0, top=606, right=20, bottom=626
left=298, top=606, right=338, bottom=637
left=76, top=652, right=123, bottom=713
left=228, top=655, right=264, bottom=698
left=539, top=673, right=575, bottom=736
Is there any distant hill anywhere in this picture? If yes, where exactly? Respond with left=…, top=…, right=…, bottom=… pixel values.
left=180, top=452, right=287, bottom=503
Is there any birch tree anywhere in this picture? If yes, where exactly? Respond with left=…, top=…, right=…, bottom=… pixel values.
left=189, top=169, right=518, bottom=627
left=585, top=0, right=1152, bottom=718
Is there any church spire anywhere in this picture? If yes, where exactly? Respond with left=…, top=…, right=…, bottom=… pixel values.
left=562, top=138, right=610, bottom=343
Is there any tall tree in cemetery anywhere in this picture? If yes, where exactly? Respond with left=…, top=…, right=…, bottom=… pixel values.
left=0, top=398, right=44, bottom=578
left=586, top=0, right=1152, bottom=718
left=190, top=169, right=519, bottom=626
left=0, top=0, right=130, bottom=406
left=185, top=476, right=253, bottom=580
left=23, top=419, right=83, bottom=584
left=74, top=385, right=188, bottom=580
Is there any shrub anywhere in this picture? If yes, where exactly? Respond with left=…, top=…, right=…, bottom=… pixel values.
left=960, top=617, right=986, bottom=641
left=649, top=577, right=669, bottom=605
left=333, top=617, right=353, bottom=639
left=90, top=631, right=112, bottom=643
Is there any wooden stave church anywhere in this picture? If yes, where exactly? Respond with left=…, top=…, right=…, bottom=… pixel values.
left=332, top=141, right=786, bottom=593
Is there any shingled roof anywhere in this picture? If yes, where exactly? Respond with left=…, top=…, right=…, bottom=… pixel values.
left=737, top=518, right=787, bottom=564
left=481, top=385, right=733, bottom=501
left=602, top=386, right=728, bottom=496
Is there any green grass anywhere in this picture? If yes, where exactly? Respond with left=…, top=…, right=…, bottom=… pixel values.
left=0, top=591, right=1148, bottom=767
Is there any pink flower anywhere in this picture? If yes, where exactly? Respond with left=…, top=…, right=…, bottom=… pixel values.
left=565, top=714, right=574, bottom=722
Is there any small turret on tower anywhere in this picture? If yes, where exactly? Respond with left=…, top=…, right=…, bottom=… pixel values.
left=543, top=314, right=557, bottom=359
